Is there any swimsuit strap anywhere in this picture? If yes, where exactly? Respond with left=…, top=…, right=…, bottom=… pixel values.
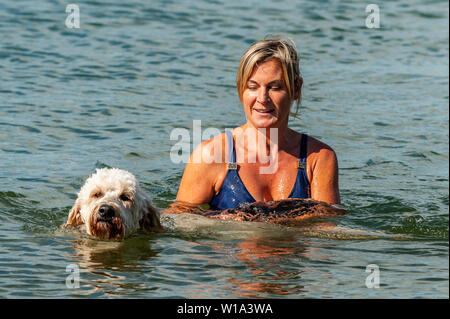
left=225, top=130, right=237, bottom=170
left=298, top=133, right=308, bottom=170
left=298, top=133, right=310, bottom=197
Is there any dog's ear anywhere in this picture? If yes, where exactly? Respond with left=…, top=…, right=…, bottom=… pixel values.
left=139, top=200, right=162, bottom=232
left=65, top=199, right=83, bottom=227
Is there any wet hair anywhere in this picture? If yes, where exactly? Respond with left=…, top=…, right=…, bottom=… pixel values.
left=236, top=35, right=302, bottom=117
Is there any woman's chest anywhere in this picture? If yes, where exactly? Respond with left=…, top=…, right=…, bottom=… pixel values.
left=237, top=159, right=299, bottom=201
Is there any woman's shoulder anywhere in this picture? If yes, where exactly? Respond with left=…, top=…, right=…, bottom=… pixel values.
left=304, top=134, right=338, bottom=169
left=305, top=134, right=335, bottom=154
left=288, top=129, right=334, bottom=153
left=177, top=131, right=229, bottom=204
left=301, top=133, right=340, bottom=203
left=190, top=131, right=228, bottom=165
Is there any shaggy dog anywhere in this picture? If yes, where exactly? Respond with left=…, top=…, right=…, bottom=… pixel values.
left=65, top=168, right=161, bottom=240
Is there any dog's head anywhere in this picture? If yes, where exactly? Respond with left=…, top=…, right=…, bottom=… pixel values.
left=65, top=168, right=161, bottom=240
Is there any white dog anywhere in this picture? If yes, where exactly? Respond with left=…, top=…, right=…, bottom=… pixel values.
left=65, top=168, right=162, bottom=240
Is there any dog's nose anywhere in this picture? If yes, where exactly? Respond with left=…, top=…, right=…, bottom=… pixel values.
left=98, top=205, right=115, bottom=219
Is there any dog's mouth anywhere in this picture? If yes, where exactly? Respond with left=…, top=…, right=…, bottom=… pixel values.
left=96, top=218, right=113, bottom=225
left=89, top=212, right=124, bottom=240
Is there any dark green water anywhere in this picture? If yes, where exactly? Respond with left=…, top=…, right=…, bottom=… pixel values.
left=0, top=0, right=448, bottom=298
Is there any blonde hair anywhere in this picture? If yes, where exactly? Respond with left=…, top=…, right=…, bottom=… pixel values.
left=236, top=36, right=302, bottom=117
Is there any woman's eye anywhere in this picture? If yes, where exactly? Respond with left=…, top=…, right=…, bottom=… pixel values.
left=247, top=86, right=257, bottom=90
left=120, top=194, right=130, bottom=201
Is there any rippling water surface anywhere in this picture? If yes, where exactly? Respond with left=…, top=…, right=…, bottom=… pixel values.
left=0, top=0, right=448, bottom=298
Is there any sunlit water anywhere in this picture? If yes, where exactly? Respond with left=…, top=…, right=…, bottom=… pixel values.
left=0, top=0, right=448, bottom=298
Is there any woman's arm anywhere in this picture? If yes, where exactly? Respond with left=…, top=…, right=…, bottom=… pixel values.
left=308, top=138, right=341, bottom=204
left=176, top=134, right=227, bottom=205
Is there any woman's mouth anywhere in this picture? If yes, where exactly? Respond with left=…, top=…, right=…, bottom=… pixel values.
left=254, top=108, right=274, bottom=114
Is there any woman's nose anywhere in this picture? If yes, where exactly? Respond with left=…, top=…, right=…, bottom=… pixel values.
left=256, top=87, right=270, bottom=103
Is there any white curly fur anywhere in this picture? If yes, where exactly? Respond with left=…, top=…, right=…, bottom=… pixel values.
left=65, top=168, right=161, bottom=239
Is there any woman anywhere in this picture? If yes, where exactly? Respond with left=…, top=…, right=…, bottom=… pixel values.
left=176, top=37, right=340, bottom=210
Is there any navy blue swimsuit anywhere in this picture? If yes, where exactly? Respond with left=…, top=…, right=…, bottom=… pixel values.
left=209, top=130, right=310, bottom=210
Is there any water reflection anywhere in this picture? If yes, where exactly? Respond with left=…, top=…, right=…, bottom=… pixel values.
left=69, top=235, right=159, bottom=270
left=67, top=234, right=160, bottom=296
left=208, top=237, right=310, bottom=298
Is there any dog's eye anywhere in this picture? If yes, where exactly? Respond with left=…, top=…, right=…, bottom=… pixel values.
left=120, top=194, right=130, bottom=201
left=92, top=192, right=103, bottom=198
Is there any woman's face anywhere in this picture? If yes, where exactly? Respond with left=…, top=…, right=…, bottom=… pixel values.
left=242, top=59, right=293, bottom=130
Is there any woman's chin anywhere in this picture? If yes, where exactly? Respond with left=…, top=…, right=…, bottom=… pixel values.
left=248, top=115, right=279, bottom=129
